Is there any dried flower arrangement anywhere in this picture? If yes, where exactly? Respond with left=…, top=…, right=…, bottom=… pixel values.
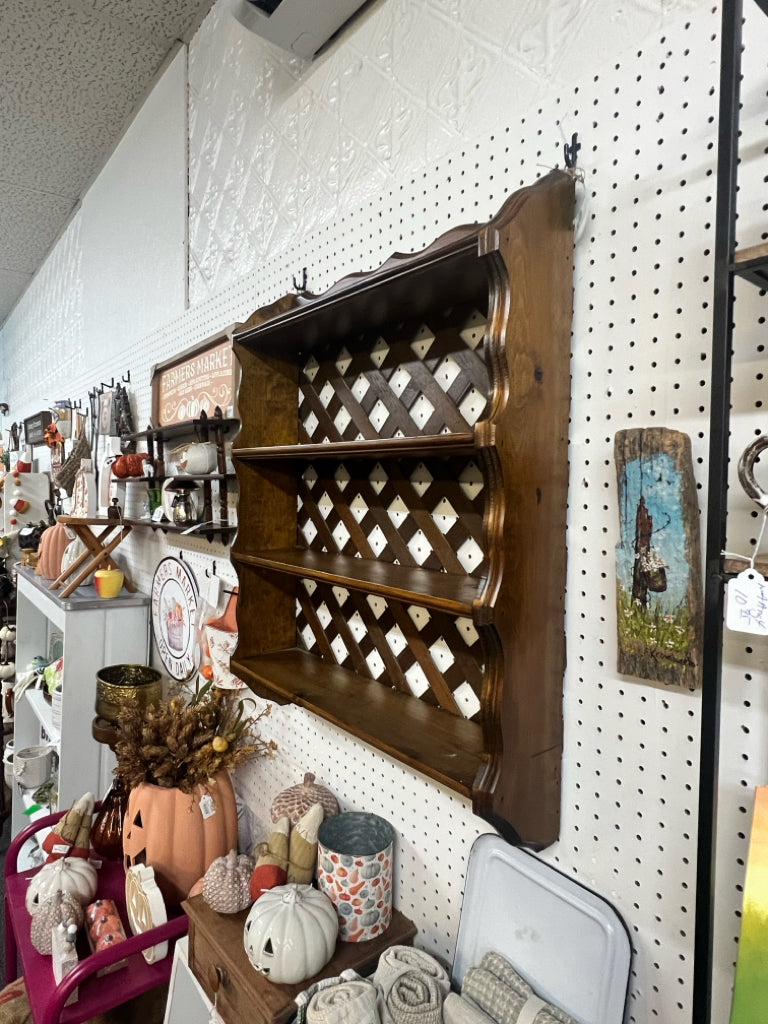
left=114, top=683, right=277, bottom=794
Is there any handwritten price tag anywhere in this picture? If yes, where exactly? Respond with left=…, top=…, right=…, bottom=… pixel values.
left=726, top=569, right=768, bottom=635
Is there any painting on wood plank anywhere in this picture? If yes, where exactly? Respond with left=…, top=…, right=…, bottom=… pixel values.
left=614, top=427, right=703, bottom=689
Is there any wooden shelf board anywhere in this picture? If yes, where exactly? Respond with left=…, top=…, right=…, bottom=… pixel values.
left=232, top=649, right=488, bottom=795
left=732, top=241, right=768, bottom=287
left=233, top=432, right=477, bottom=461
left=127, top=417, right=239, bottom=442
left=233, top=548, right=481, bottom=615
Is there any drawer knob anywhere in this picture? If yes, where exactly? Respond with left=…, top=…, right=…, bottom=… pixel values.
left=209, top=965, right=227, bottom=992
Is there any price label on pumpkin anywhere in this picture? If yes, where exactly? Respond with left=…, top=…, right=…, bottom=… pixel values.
left=726, top=569, right=768, bottom=635
left=199, top=793, right=216, bottom=819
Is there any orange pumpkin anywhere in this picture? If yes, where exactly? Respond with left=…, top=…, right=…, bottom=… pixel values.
left=122, top=772, right=238, bottom=906
left=36, top=522, right=73, bottom=580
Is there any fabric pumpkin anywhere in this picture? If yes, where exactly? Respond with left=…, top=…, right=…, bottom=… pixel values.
left=122, top=771, right=238, bottom=905
left=30, top=890, right=84, bottom=955
left=271, top=773, right=339, bottom=825
left=25, top=857, right=98, bottom=914
left=202, top=849, right=254, bottom=913
left=243, top=883, right=338, bottom=984
left=36, top=523, right=73, bottom=580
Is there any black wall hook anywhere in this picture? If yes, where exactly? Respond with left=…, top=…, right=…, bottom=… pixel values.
left=293, top=267, right=309, bottom=294
left=563, top=132, right=581, bottom=169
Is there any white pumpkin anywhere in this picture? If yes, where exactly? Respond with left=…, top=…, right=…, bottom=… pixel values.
left=243, top=883, right=338, bottom=984
left=26, top=857, right=99, bottom=914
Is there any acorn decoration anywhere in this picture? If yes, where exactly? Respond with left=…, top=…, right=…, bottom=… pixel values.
left=270, top=773, right=339, bottom=825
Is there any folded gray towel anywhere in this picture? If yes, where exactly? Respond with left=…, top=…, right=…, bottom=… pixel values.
left=380, top=969, right=443, bottom=1024
left=461, top=952, right=579, bottom=1024
left=443, top=992, right=496, bottom=1024
left=373, top=946, right=451, bottom=996
left=306, top=977, right=380, bottom=1024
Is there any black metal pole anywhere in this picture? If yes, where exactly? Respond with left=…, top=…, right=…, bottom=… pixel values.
left=693, top=2, right=743, bottom=1021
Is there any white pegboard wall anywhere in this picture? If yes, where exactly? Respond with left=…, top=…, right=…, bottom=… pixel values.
left=144, top=12, right=727, bottom=1022
left=1, top=3, right=766, bottom=1022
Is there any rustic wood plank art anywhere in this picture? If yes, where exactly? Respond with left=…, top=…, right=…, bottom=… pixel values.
left=614, top=427, right=703, bottom=689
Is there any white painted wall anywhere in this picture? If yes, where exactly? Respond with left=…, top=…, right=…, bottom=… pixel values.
left=0, top=45, right=188, bottom=411
left=1, top=3, right=765, bottom=1023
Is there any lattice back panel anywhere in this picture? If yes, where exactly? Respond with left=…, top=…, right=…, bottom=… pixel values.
left=298, top=307, right=489, bottom=443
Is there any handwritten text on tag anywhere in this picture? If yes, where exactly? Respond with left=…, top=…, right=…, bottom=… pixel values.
left=726, top=569, right=768, bottom=635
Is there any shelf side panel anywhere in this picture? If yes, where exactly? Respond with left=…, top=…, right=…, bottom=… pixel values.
left=479, top=169, right=575, bottom=843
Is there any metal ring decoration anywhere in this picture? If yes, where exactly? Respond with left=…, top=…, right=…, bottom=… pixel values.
left=738, top=435, right=768, bottom=509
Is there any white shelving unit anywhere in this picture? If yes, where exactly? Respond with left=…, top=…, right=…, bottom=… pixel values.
left=11, top=567, right=151, bottom=863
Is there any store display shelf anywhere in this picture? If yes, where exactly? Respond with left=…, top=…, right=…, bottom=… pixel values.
left=113, top=516, right=237, bottom=543
left=126, top=417, right=240, bottom=443
left=231, top=649, right=491, bottom=798
left=232, top=548, right=481, bottom=616
left=24, top=688, right=60, bottom=745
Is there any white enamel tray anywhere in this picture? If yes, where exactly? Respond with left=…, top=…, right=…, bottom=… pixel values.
left=452, top=834, right=630, bottom=1024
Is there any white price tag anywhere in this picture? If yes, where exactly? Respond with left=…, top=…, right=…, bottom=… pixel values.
left=199, top=793, right=216, bottom=819
left=726, top=569, right=768, bottom=635
left=206, top=574, right=222, bottom=608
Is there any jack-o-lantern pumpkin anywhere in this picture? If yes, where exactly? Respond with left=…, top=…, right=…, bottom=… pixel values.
left=243, top=884, right=338, bottom=984
left=123, top=772, right=238, bottom=906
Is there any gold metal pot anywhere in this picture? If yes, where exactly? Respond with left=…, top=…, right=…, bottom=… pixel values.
left=95, top=664, right=163, bottom=724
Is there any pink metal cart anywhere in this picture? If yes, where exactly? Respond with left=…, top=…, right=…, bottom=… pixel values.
left=4, top=808, right=188, bottom=1024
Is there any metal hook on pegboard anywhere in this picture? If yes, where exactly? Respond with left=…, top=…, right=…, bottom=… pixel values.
left=563, top=132, right=580, bottom=169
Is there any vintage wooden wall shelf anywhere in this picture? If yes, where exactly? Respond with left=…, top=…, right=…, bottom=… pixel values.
left=231, top=170, right=575, bottom=846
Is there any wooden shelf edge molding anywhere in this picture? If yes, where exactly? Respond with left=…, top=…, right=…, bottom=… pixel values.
left=231, top=548, right=483, bottom=616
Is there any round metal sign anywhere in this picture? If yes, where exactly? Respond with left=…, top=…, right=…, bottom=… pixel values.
left=151, top=556, right=199, bottom=680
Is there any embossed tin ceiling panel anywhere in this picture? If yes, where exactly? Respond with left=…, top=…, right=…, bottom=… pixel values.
left=0, top=0, right=216, bottom=326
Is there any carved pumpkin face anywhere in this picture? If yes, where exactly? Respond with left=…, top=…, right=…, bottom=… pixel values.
left=123, top=772, right=238, bottom=906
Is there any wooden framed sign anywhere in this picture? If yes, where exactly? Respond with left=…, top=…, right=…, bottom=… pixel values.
left=151, top=329, right=239, bottom=426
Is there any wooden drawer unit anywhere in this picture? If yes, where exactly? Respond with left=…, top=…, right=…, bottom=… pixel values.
left=183, top=894, right=417, bottom=1024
